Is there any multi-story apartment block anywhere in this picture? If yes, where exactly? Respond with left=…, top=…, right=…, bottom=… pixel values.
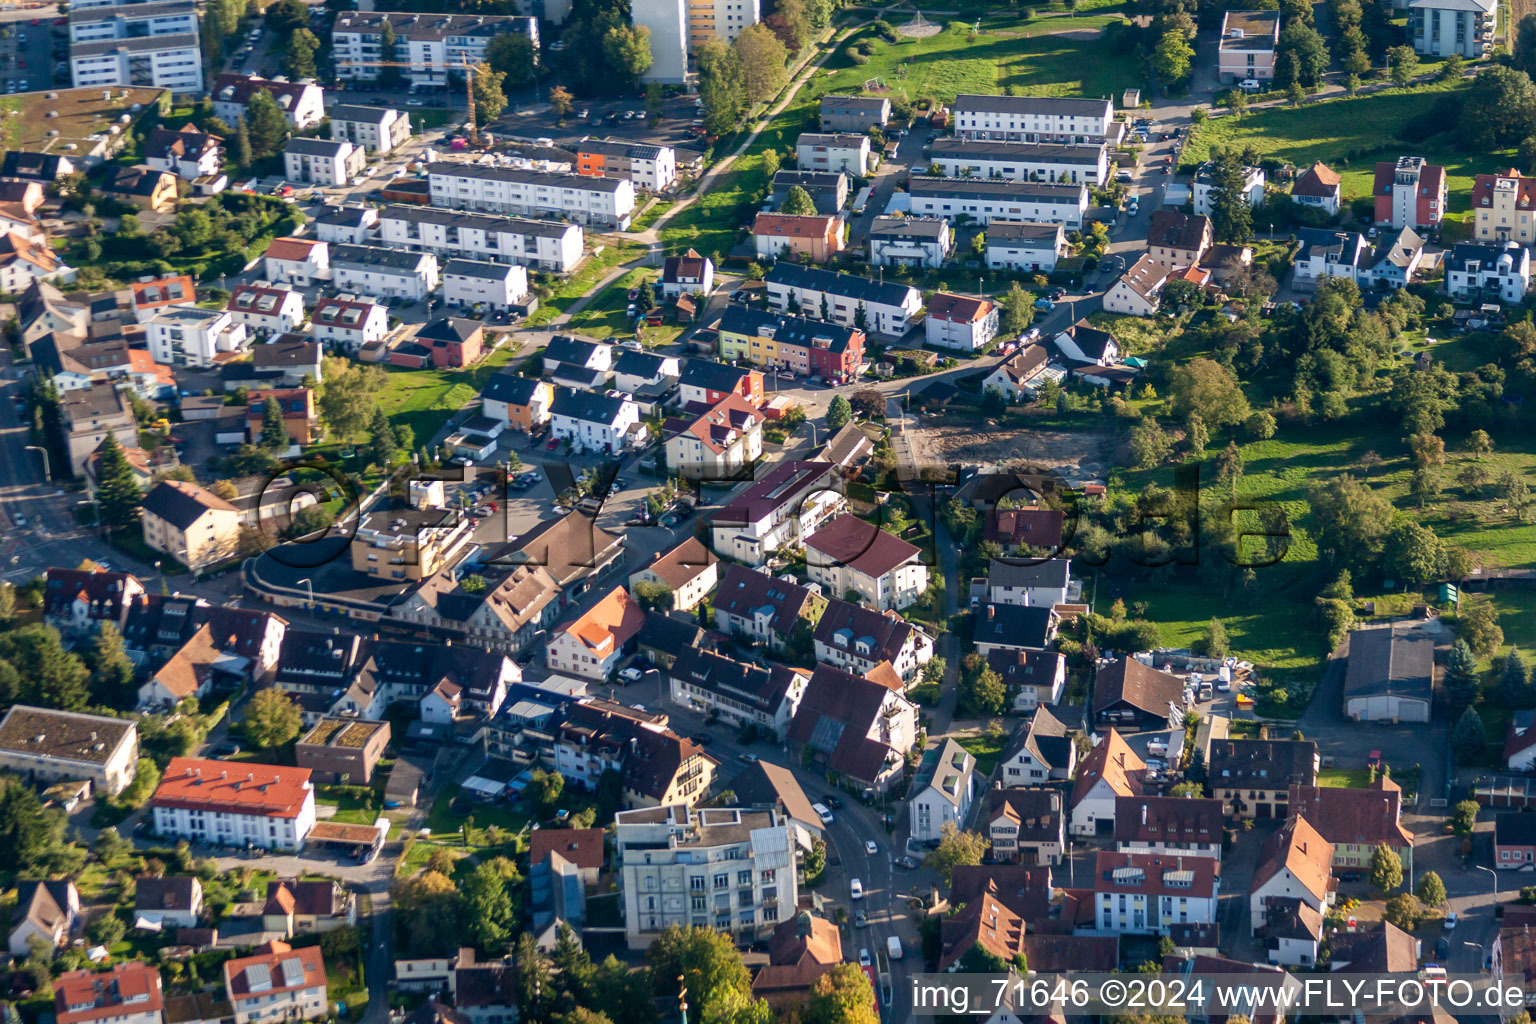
left=69, top=1, right=198, bottom=43
left=263, top=237, right=330, bottom=287
left=1474, top=169, right=1536, bottom=244
left=819, top=94, right=890, bottom=132
left=1114, top=796, right=1225, bottom=859
left=1217, top=10, right=1280, bottom=83
left=907, top=177, right=1088, bottom=229
left=663, top=392, right=763, bottom=481
left=812, top=597, right=933, bottom=683
left=284, top=138, right=366, bottom=187
left=0, top=705, right=139, bottom=797
left=152, top=757, right=317, bottom=850
left=752, top=212, right=844, bottom=263
left=953, top=94, right=1115, bottom=144
left=311, top=296, right=388, bottom=353
left=329, top=105, right=412, bottom=153
left=909, top=738, right=976, bottom=842
left=1410, top=0, right=1496, bottom=57
left=632, top=0, right=688, bottom=83
left=667, top=647, right=807, bottom=738
left=145, top=124, right=223, bottom=181
left=986, top=220, right=1067, bottom=272
left=576, top=138, right=678, bottom=192
left=616, top=804, right=796, bottom=949
left=795, top=133, right=873, bottom=177
left=867, top=215, right=952, bottom=268
left=709, top=459, right=846, bottom=565
left=1192, top=160, right=1265, bottom=217
left=427, top=163, right=636, bottom=228
left=1447, top=241, right=1532, bottom=304
left=226, top=284, right=305, bottom=337
left=295, top=718, right=391, bottom=785
left=1373, top=156, right=1446, bottom=230
left=715, top=307, right=866, bottom=381
left=1093, top=851, right=1220, bottom=934
left=929, top=138, right=1108, bottom=184
left=442, top=258, right=528, bottom=311
left=788, top=665, right=918, bottom=792
left=61, top=383, right=139, bottom=475
left=212, top=74, right=325, bottom=130
left=141, top=479, right=242, bottom=572
left=223, top=941, right=327, bottom=1024
left=350, top=507, right=476, bottom=581
left=329, top=244, right=440, bottom=300
left=331, top=12, right=538, bottom=88
left=56, top=963, right=164, bottom=1024
left=71, top=34, right=203, bottom=94
left=684, top=0, right=759, bottom=48
left=925, top=292, right=999, bottom=352
left=146, top=307, right=248, bottom=368
left=376, top=204, right=584, bottom=273
left=804, top=512, right=928, bottom=611
left=763, top=264, right=921, bottom=341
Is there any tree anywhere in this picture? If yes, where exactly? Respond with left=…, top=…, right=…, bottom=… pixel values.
left=232, top=119, right=252, bottom=169
left=1208, top=148, right=1254, bottom=243
left=95, top=433, right=143, bottom=534
left=1383, top=893, right=1421, bottom=931
left=1504, top=647, right=1532, bottom=707
left=1462, top=66, right=1536, bottom=150
left=260, top=396, right=291, bottom=452
left=999, top=282, right=1035, bottom=335
left=368, top=407, right=398, bottom=468
left=486, top=32, right=536, bottom=87
left=1169, top=357, right=1250, bottom=429
left=601, top=25, right=653, bottom=90
left=472, top=64, right=509, bottom=122
left=0, top=625, right=89, bottom=710
left=782, top=185, right=817, bottom=216
left=379, top=19, right=401, bottom=87
left=1196, top=618, right=1229, bottom=659
left=91, top=622, right=137, bottom=709
left=1458, top=598, right=1505, bottom=658
left=826, top=394, right=852, bottom=431
left=245, top=687, right=302, bottom=749
left=697, top=39, right=746, bottom=135
left=527, top=768, right=566, bottom=816
left=632, top=581, right=674, bottom=612
left=646, top=86, right=665, bottom=126
left=1383, top=520, right=1446, bottom=584
left=648, top=926, right=767, bottom=1024
left=959, top=665, right=1005, bottom=715
left=1369, top=844, right=1404, bottom=893
left=392, top=870, right=461, bottom=957
left=0, top=582, right=13, bottom=626
left=282, top=27, right=319, bottom=79
left=265, top=0, right=308, bottom=33
left=549, top=85, right=574, bottom=121
left=1416, top=871, right=1446, bottom=907
left=1184, top=414, right=1209, bottom=457
left=290, top=504, right=335, bottom=538
left=318, top=356, right=386, bottom=438
left=1452, top=706, right=1487, bottom=761
left=735, top=24, right=788, bottom=104
left=87, top=913, right=126, bottom=947
left=1387, top=45, right=1418, bottom=87
left=1452, top=798, right=1480, bottom=835
left=244, top=89, right=289, bottom=160
left=1446, top=638, right=1480, bottom=708
left=924, top=823, right=988, bottom=884
left=1129, top=420, right=1172, bottom=469
left=1309, top=476, right=1395, bottom=571
left=1276, top=21, right=1329, bottom=88
left=463, top=861, right=517, bottom=951
left=1152, top=28, right=1193, bottom=84
left=807, top=963, right=880, bottom=1024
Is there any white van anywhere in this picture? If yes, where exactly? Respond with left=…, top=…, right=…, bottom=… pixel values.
left=887, top=936, right=903, bottom=961
left=812, top=802, right=834, bottom=825
left=850, top=878, right=863, bottom=900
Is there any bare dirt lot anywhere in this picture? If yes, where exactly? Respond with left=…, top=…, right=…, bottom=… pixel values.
left=904, top=418, right=1119, bottom=476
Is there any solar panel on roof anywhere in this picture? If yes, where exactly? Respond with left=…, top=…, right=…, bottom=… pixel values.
left=280, top=958, right=306, bottom=989
left=245, top=964, right=272, bottom=993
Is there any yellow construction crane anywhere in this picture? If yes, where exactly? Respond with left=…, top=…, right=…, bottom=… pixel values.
left=335, top=58, right=484, bottom=143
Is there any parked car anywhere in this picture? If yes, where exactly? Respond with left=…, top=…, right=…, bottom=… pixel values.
left=858, top=948, right=871, bottom=967
left=1033, top=298, right=1054, bottom=312
left=850, top=878, right=863, bottom=900
left=618, top=667, right=644, bottom=682
left=895, top=856, right=918, bottom=870
left=864, top=840, right=878, bottom=855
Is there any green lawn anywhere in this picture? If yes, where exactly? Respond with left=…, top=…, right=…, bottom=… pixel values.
left=421, top=784, right=531, bottom=838
left=956, top=733, right=1007, bottom=774
left=527, top=242, right=649, bottom=327
left=630, top=200, right=675, bottom=232
left=373, top=345, right=518, bottom=443
left=563, top=268, right=654, bottom=338
left=1318, top=765, right=1422, bottom=793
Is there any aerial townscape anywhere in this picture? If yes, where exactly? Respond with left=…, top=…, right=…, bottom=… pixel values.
left=10, top=0, right=1536, bottom=1017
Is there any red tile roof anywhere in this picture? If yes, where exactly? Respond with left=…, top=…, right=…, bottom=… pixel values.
left=926, top=292, right=994, bottom=324
left=223, top=940, right=325, bottom=1001
left=152, top=757, right=313, bottom=819
left=56, top=963, right=164, bottom=1024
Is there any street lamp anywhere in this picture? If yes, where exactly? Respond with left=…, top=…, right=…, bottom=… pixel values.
left=296, top=577, right=315, bottom=610
left=677, top=976, right=688, bottom=1024
left=24, top=444, right=49, bottom=482
left=1476, top=864, right=1499, bottom=900
left=1466, top=940, right=1487, bottom=970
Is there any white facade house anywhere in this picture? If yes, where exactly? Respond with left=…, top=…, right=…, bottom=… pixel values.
left=668, top=647, right=807, bottom=739
left=263, top=237, right=331, bottom=287
left=313, top=205, right=380, bottom=244
left=796, top=134, right=873, bottom=177
left=1093, top=851, right=1221, bottom=934
left=283, top=138, right=366, bottom=188
left=442, top=258, right=529, bottom=311
left=549, top=388, right=643, bottom=455
left=985, top=220, right=1066, bottom=272
left=212, top=74, right=326, bottom=130
left=331, top=12, right=540, bottom=87
left=867, top=216, right=951, bottom=268
left=147, top=307, right=248, bottom=368
left=907, top=177, right=1087, bottom=229
left=616, top=805, right=796, bottom=949
left=1409, top=0, right=1497, bottom=58
left=929, top=138, right=1109, bottom=184
left=953, top=94, right=1115, bottom=144
left=924, top=292, right=999, bottom=353
left=144, top=124, right=223, bottom=180
left=377, top=204, right=584, bottom=274
left=0, top=705, right=139, bottom=798
left=311, top=297, right=388, bottom=352
left=329, top=244, right=440, bottom=301
left=985, top=557, right=1073, bottom=609
left=70, top=33, right=203, bottom=93
left=226, top=284, right=306, bottom=337
left=631, top=0, right=688, bottom=83
left=710, top=460, right=846, bottom=566
left=664, top=393, right=763, bottom=481
left=427, top=163, right=636, bottom=229
left=763, top=263, right=921, bottom=339
left=576, top=138, right=679, bottom=192
left=1192, top=161, right=1266, bottom=218
left=1103, top=254, right=1174, bottom=317
left=329, top=104, right=411, bottom=154
left=69, top=2, right=198, bottom=42
left=1447, top=242, right=1531, bottom=303
left=150, top=757, right=317, bottom=851
left=1249, top=818, right=1335, bottom=924
left=908, top=738, right=976, bottom=842
left=804, top=512, right=929, bottom=611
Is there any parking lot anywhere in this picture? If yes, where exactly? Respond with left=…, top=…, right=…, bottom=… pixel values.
left=1, top=15, right=60, bottom=96
left=487, top=92, right=712, bottom=162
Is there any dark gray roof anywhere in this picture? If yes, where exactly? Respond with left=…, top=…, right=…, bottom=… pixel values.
left=286, top=137, right=351, bottom=157
left=328, top=104, right=397, bottom=123
left=550, top=386, right=627, bottom=425
left=1344, top=624, right=1434, bottom=704
left=74, top=31, right=198, bottom=56
left=909, top=176, right=1086, bottom=204
left=613, top=349, right=671, bottom=378
left=953, top=94, right=1112, bottom=118
left=999, top=704, right=1073, bottom=769
left=330, top=243, right=432, bottom=272
left=544, top=335, right=606, bottom=366
left=443, top=257, right=519, bottom=280
left=426, top=162, right=627, bottom=193
left=931, top=138, right=1106, bottom=164
left=679, top=358, right=753, bottom=392
left=378, top=203, right=579, bottom=239
left=765, top=263, right=918, bottom=308
left=973, top=603, right=1053, bottom=651
left=416, top=317, right=480, bottom=344
left=987, top=557, right=1070, bottom=590
left=988, top=220, right=1063, bottom=245
left=315, top=205, right=374, bottom=228
left=869, top=216, right=947, bottom=240
left=141, top=480, right=232, bottom=530
left=482, top=371, right=543, bottom=406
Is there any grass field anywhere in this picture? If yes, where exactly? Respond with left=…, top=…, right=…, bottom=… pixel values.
left=562, top=268, right=677, bottom=340
left=374, top=344, right=519, bottom=443
left=528, top=242, right=648, bottom=327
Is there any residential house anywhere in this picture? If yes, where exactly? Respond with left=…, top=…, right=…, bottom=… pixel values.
left=55, top=963, right=163, bottom=1024
left=9, top=879, right=80, bottom=956
left=549, top=387, right=644, bottom=455
left=663, top=392, right=763, bottom=481
left=668, top=647, right=809, bottom=739
left=985, top=556, right=1072, bottom=608
left=140, top=479, right=242, bottom=572
left=1374, top=157, right=1446, bottom=229
left=43, top=566, right=146, bottom=638
left=1447, top=241, right=1532, bottom=304
left=330, top=244, right=440, bottom=301
left=997, top=705, right=1077, bottom=785
left=812, top=597, right=933, bottom=683
left=480, top=372, right=553, bottom=432
left=1409, top=0, right=1496, bottom=57
left=1506, top=709, right=1536, bottom=771
left=1093, top=657, right=1184, bottom=730
left=733, top=761, right=825, bottom=851
left=1264, top=898, right=1325, bottom=967
left=796, top=133, right=872, bottom=176
left=763, top=264, right=921, bottom=341
left=988, top=648, right=1066, bottom=711
left=329, top=105, right=411, bottom=154
left=1217, top=10, right=1281, bottom=83
left=261, top=880, right=355, bottom=937
left=1103, top=254, right=1174, bottom=317
left=212, top=74, right=325, bottom=129
left=708, top=459, right=846, bottom=565
left=1114, top=796, right=1224, bottom=859
left=134, top=876, right=203, bottom=930
left=546, top=586, right=646, bottom=681
left=972, top=602, right=1057, bottom=658
left=574, top=137, right=678, bottom=191
left=982, top=345, right=1051, bottom=402
left=442, top=259, right=529, bottom=312
left=376, top=204, right=584, bottom=273
left=1497, top=811, right=1536, bottom=868
left=0, top=705, right=139, bottom=798
left=263, top=237, right=330, bottom=288
left=313, top=204, right=379, bottom=244
left=414, top=318, right=484, bottom=369
left=146, top=124, right=222, bottom=180
left=819, top=95, right=890, bottom=132
left=310, top=296, right=387, bottom=353
left=146, top=307, right=248, bottom=368
left=152, top=758, right=316, bottom=851
left=1289, top=777, right=1414, bottom=875
left=1193, top=160, right=1266, bottom=217
left=752, top=913, right=844, bottom=1009
left=1474, top=169, right=1536, bottom=244
left=867, top=215, right=952, bottom=268
left=805, top=512, right=928, bottom=611
left=660, top=248, right=713, bottom=298
left=712, top=561, right=827, bottom=648
left=295, top=718, right=391, bottom=784
left=752, top=213, right=844, bottom=262
left=1249, top=815, right=1335, bottom=925
left=1, top=151, right=76, bottom=181
left=1147, top=210, right=1213, bottom=268
left=906, top=177, right=1088, bottom=229
left=1208, top=738, right=1319, bottom=819
left=61, top=382, right=139, bottom=475
left=425, top=163, right=636, bottom=229
left=248, top=336, right=323, bottom=388
left=714, top=307, right=866, bottom=382
left=544, top=334, right=614, bottom=387
left=1054, top=318, right=1121, bottom=366
left=226, top=285, right=305, bottom=338
left=988, top=787, right=1065, bottom=864
left=485, top=509, right=625, bottom=605
left=106, top=166, right=178, bottom=213
left=528, top=827, right=605, bottom=887
left=222, top=940, right=327, bottom=1024
left=909, top=738, right=976, bottom=842
left=928, top=137, right=1108, bottom=184
left=1070, top=729, right=1144, bottom=837
left=771, top=170, right=850, bottom=215
left=1293, top=226, right=1426, bottom=290
left=1292, top=161, right=1343, bottom=215
left=1093, top=851, right=1220, bottom=934
left=987, top=507, right=1067, bottom=550
left=925, top=292, right=999, bottom=352
left=952, top=95, right=1115, bottom=144
left=283, top=138, right=366, bottom=187
left=1344, top=622, right=1435, bottom=723
left=1200, top=243, right=1256, bottom=289
left=787, top=664, right=918, bottom=792
left=0, top=232, right=73, bottom=292
left=554, top=701, right=718, bottom=809
left=985, top=220, right=1066, bottom=272
left=612, top=349, right=680, bottom=394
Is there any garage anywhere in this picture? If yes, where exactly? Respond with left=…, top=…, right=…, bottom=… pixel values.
left=1342, top=623, right=1434, bottom=724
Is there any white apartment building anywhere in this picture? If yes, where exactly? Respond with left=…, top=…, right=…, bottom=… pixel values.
left=263, top=237, right=330, bottom=287
left=332, top=13, right=539, bottom=88
left=147, top=307, right=248, bottom=368
left=284, top=138, right=366, bottom=187
left=929, top=138, right=1109, bottom=184
left=1447, top=241, right=1532, bottom=304
left=907, top=177, right=1088, bottom=229
left=1410, top=0, right=1497, bottom=58
left=986, top=220, right=1067, bottom=272
left=953, top=94, right=1116, bottom=144
left=69, top=0, right=197, bottom=42
left=212, top=75, right=326, bottom=130
left=223, top=942, right=327, bottom=1024
left=616, top=805, right=796, bottom=949
left=0, top=705, right=139, bottom=797
left=377, top=204, right=584, bottom=273
left=226, top=284, right=305, bottom=337
left=442, top=258, right=528, bottom=310
left=151, top=757, right=317, bottom=851
left=427, top=163, right=636, bottom=229
left=71, top=34, right=203, bottom=94
left=663, top=392, right=762, bottom=481
left=763, top=263, right=921, bottom=339
left=314, top=205, right=380, bottom=244
left=909, top=738, right=976, bottom=843
left=867, top=216, right=951, bottom=268
left=1192, top=160, right=1266, bottom=217
left=329, top=243, right=440, bottom=301
left=1093, top=851, right=1221, bottom=935
left=686, top=0, right=759, bottom=48
left=328, top=104, right=412, bottom=154
left=56, top=963, right=163, bottom=1024
left=796, top=133, right=873, bottom=177
left=709, top=459, right=846, bottom=566
left=310, top=298, right=388, bottom=353
left=549, top=388, right=643, bottom=454
left=632, top=0, right=688, bottom=83
left=924, top=292, right=1000, bottom=353
left=576, top=138, right=678, bottom=192
left=804, top=511, right=928, bottom=611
